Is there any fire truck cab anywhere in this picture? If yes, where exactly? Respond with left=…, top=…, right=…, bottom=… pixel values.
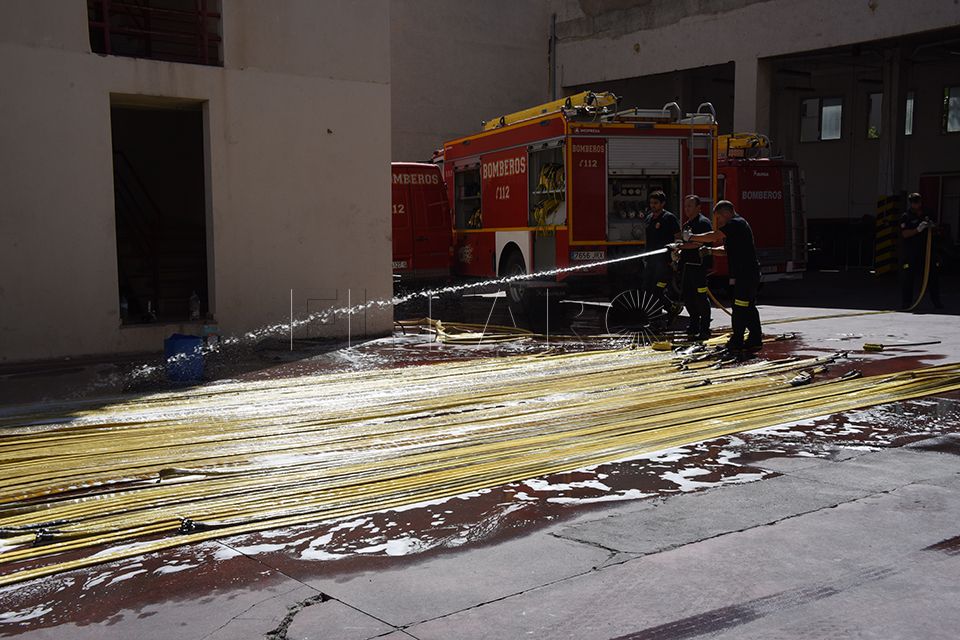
left=715, top=133, right=807, bottom=283
left=440, top=92, right=718, bottom=301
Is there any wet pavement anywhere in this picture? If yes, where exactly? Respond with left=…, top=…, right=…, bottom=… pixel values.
left=0, top=297, right=958, bottom=639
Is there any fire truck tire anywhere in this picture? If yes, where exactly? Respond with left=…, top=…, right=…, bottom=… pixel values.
left=501, top=249, right=528, bottom=307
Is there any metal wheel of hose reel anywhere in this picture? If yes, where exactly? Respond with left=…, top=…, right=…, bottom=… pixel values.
left=605, top=289, right=682, bottom=345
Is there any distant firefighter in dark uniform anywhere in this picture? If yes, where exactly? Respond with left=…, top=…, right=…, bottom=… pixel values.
left=642, top=190, right=681, bottom=314
left=899, top=192, right=943, bottom=310
left=676, top=195, right=713, bottom=340
left=688, top=200, right=762, bottom=351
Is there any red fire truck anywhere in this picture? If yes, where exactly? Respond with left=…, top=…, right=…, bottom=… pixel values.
left=714, top=134, right=807, bottom=284
left=438, top=92, right=718, bottom=303
left=391, top=162, right=453, bottom=280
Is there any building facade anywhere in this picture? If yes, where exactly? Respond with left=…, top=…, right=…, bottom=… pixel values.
left=552, top=0, right=960, bottom=267
left=0, top=1, right=392, bottom=363
left=390, top=0, right=551, bottom=161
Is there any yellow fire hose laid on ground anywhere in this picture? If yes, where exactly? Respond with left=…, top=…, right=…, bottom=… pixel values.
left=1, top=345, right=958, bottom=588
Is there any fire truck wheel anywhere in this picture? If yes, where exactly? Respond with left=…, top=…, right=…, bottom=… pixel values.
left=501, top=250, right=528, bottom=306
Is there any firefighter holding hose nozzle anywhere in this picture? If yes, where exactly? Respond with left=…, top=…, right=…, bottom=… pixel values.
left=676, top=195, right=714, bottom=341
left=686, top=200, right=762, bottom=352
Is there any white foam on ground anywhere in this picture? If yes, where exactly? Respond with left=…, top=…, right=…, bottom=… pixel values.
left=385, top=537, right=428, bottom=556
left=299, top=532, right=349, bottom=561
left=0, top=605, right=53, bottom=624
left=547, top=489, right=655, bottom=504
left=153, top=563, right=198, bottom=575
left=106, top=568, right=147, bottom=586
left=212, top=545, right=243, bottom=561
left=300, top=548, right=349, bottom=561
left=228, top=542, right=291, bottom=555
left=523, top=478, right=612, bottom=492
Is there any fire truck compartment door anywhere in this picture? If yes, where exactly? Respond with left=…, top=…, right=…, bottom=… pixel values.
left=607, top=138, right=679, bottom=173
left=411, top=181, right=453, bottom=273
left=391, top=182, right=413, bottom=271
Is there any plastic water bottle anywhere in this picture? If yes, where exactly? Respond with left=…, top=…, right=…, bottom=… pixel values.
left=189, top=292, right=201, bottom=320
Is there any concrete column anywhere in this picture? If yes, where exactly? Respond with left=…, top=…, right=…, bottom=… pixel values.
left=733, top=57, right=772, bottom=135
left=878, top=47, right=908, bottom=196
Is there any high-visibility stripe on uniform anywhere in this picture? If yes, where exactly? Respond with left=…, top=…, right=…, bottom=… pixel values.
left=734, top=299, right=751, bottom=307
left=656, top=281, right=667, bottom=288
left=697, top=287, right=708, bottom=294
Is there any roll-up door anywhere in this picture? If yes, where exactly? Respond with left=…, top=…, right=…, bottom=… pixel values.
left=607, top=137, right=680, bottom=173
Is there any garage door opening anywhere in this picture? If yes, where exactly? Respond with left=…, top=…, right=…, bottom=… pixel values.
left=111, top=98, right=210, bottom=325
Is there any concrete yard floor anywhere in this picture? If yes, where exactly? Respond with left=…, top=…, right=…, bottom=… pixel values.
left=1, top=300, right=959, bottom=639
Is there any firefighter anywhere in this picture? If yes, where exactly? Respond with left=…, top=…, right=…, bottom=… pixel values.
left=676, top=195, right=713, bottom=340
left=899, top=193, right=943, bottom=310
left=642, top=190, right=680, bottom=315
left=688, top=200, right=762, bottom=351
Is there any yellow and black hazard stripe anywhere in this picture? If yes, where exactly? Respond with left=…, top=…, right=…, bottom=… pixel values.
left=873, top=194, right=900, bottom=275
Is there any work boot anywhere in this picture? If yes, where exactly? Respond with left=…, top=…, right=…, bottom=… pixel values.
left=724, top=338, right=745, bottom=352
left=744, top=335, right=763, bottom=351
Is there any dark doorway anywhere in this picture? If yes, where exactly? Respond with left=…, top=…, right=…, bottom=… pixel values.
left=566, top=62, right=736, bottom=134
left=111, top=99, right=209, bottom=325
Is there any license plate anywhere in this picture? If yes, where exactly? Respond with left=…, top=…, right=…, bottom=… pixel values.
left=761, top=265, right=780, bottom=274
left=392, top=260, right=408, bottom=269
left=570, top=251, right=605, bottom=262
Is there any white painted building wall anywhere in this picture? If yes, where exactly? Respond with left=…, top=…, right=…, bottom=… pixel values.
left=390, top=0, right=551, bottom=161
left=0, top=1, right=392, bottom=362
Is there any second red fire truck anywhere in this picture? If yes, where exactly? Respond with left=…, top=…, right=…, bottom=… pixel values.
left=714, top=133, right=807, bottom=285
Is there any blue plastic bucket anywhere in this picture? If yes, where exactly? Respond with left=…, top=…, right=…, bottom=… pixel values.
left=164, top=333, right=204, bottom=382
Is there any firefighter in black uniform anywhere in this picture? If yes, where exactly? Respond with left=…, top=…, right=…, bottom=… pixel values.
left=642, top=190, right=681, bottom=315
left=899, top=192, right=943, bottom=310
left=676, top=195, right=713, bottom=340
left=688, top=200, right=762, bottom=351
